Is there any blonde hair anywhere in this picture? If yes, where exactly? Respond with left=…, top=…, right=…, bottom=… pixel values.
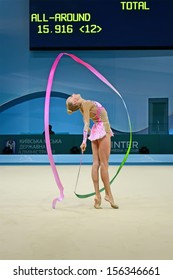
left=66, top=97, right=80, bottom=114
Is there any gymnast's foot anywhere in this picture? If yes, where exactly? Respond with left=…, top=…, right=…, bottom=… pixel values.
left=105, top=195, right=119, bottom=209
left=94, top=196, right=102, bottom=209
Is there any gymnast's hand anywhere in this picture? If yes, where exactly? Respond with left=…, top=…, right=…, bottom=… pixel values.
left=80, top=142, right=86, bottom=153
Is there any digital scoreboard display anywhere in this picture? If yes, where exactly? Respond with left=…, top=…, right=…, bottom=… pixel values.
left=29, top=0, right=173, bottom=50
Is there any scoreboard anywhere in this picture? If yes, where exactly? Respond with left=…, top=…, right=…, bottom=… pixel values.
left=29, top=0, right=173, bottom=50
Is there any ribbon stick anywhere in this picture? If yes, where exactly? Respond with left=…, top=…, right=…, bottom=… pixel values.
left=44, top=52, right=132, bottom=207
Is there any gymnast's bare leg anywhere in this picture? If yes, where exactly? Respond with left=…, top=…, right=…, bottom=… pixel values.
left=91, top=140, right=102, bottom=208
left=98, top=134, right=119, bottom=209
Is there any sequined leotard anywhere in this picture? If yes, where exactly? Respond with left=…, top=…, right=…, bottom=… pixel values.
left=79, top=100, right=113, bottom=143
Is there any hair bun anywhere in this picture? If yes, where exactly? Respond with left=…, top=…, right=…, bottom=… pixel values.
left=67, top=109, right=73, bottom=114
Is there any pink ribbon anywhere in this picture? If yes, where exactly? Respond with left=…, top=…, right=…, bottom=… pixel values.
left=44, top=52, right=132, bottom=209
left=44, top=53, right=64, bottom=209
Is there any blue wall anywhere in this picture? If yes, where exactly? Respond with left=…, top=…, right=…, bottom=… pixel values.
left=0, top=0, right=173, bottom=135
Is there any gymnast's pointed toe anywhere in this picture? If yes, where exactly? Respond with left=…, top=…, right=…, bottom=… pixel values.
left=94, top=197, right=102, bottom=209
left=105, top=196, right=119, bottom=209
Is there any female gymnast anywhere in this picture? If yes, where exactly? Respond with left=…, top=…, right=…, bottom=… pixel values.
left=66, top=93, right=119, bottom=209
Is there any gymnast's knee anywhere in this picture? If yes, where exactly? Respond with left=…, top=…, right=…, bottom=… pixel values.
left=100, top=161, right=108, bottom=169
left=92, top=161, right=100, bottom=169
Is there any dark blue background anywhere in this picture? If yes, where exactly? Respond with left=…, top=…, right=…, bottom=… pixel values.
left=30, top=0, right=173, bottom=50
